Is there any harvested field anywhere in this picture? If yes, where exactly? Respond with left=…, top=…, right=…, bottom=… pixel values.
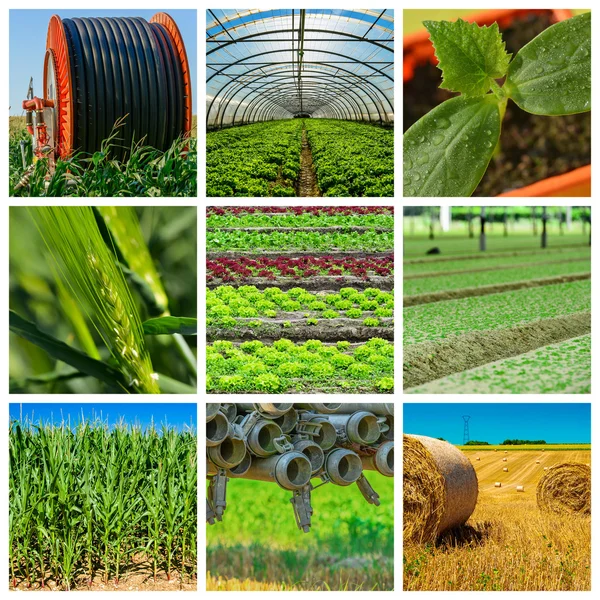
left=403, top=209, right=591, bottom=394
left=404, top=447, right=591, bottom=591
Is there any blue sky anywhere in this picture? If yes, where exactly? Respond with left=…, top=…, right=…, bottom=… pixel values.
left=9, top=403, right=197, bottom=431
left=9, top=9, right=197, bottom=115
left=404, top=403, right=591, bottom=445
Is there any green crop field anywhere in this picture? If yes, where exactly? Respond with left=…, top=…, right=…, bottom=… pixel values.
left=206, top=119, right=393, bottom=197
left=403, top=210, right=591, bottom=393
left=9, top=116, right=197, bottom=197
left=404, top=281, right=590, bottom=345
left=458, top=443, right=591, bottom=452
left=207, top=474, right=393, bottom=591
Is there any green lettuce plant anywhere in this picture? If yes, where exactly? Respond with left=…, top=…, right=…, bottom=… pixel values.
left=404, top=13, right=591, bottom=197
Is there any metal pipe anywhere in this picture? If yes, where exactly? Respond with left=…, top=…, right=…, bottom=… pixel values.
left=379, top=415, right=394, bottom=441
left=301, top=415, right=337, bottom=450
left=296, top=403, right=341, bottom=413
left=238, top=403, right=294, bottom=416
left=326, top=412, right=381, bottom=445
left=208, top=451, right=253, bottom=477
left=242, top=452, right=312, bottom=490
left=360, top=441, right=394, bottom=477
left=246, top=419, right=283, bottom=457
left=325, top=448, right=363, bottom=486
left=220, top=403, right=238, bottom=422
left=207, top=436, right=247, bottom=469
left=206, top=411, right=230, bottom=446
left=293, top=440, right=325, bottom=474
left=329, top=403, right=394, bottom=416
left=272, top=408, right=299, bottom=433
left=206, top=403, right=221, bottom=422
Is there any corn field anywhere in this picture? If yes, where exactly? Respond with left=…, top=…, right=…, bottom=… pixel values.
left=9, top=419, right=197, bottom=590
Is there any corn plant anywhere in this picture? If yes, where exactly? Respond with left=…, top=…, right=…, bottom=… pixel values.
left=9, top=417, right=197, bottom=590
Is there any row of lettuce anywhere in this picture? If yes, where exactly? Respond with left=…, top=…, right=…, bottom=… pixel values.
left=206, top=119, right=393, bottom=197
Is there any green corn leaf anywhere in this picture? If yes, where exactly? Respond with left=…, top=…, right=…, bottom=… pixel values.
left=156, top=373, right=197, bottom=394
left=9, top=310, right=127, bottom=392
left=424, top=19, right=511, bottom=97
left=143, top=316, right=197, bottom=336
left=404, top=94, right=502, bottom=197
left=505, top=13, right=591, bottom=115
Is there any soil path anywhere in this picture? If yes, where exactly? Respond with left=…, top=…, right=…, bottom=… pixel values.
left=207, top=250, right=393, bottom=260
left=403, top=272, right=591, bottom=307
left=403, top=311, right=591, bottom=389
left=298, top=129, right=321, bottom=197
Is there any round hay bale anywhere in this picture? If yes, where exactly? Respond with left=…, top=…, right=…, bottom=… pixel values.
left=495, top=482, right=502, bottom=487
left=516, top=485, right=524, bottom=492
left=536, top=463, right=591, bottom=516
left=476, top=457, right=480, bottom=461
left=403, top=434, right=478, bottom=544
left=504, top=450, right=508, bottom=454
left=544, top=467, right=548, bottom=471
left=502, top=458, right=507, bottom=462
left=536, top=460, right=540, bottom=464
left=503, top=467, right=508, bottom=472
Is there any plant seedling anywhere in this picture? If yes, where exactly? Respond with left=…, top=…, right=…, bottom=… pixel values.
left=404, top=13, right=591, bottom=196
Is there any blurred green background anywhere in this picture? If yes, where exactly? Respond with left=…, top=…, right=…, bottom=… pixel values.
left=207, top=473, right=393, bottom=591
left=9, top=206, right=197, bottom=393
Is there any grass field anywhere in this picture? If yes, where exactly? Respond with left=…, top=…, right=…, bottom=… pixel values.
left=404, top=447, right=591, bottom=591
left=207, top=474, right=393, bottom=591
left=9, top=116, right=197, bottom=197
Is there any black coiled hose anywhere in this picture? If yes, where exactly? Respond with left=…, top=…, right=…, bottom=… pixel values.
left=61, top=17, right=185, bottom=159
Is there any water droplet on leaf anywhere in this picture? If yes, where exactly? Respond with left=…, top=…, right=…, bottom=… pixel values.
left=416, top=152, right=429, bottom=165
left=413, top=172, right=421, bottom=182
left=435, top=117, right=451, bottom=129
left=431, top=134, right=444, bottom=146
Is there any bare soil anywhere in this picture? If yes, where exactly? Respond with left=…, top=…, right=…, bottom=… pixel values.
left=297, top=130, right=321, bottom=197
left=403, top=311, right=591, bottom=388
left=207, top=275, right=393, bottom=292
left=10, top=561, right=197, bottom=592
left=207, top=318, right=393, bottom=343
left=403, top=272, right=591, bottom=306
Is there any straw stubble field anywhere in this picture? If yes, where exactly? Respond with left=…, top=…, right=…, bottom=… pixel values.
left=404, top=446, right=591, bottom=591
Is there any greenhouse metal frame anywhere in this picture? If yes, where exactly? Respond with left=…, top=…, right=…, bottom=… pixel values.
left=206, top=9, right=394, bottom=129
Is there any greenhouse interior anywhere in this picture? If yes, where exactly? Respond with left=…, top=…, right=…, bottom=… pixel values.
left=206, top=9, right=394, bottom=198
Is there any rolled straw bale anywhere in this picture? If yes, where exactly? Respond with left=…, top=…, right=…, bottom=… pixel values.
left=504, top=450, right=508, bottom=454
left=403, top=434, right=478, bottom=543
left=476, top=457, right=480, bottom=461
left=503, top=467, right=508, bottom=472
left=536, top=463, right=591, bottom=516
left=544, top=467, right=548, bottom=471
left=536, top=460, right=540, bottom=464
left=516, top=486, right=524, bottom=492
left=495, top=482, right=502, bottom=487
left=502, top=458, right=507, bottom=462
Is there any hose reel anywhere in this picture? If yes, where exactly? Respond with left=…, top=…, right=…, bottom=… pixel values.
left=23, top=12, right=192, bottom=164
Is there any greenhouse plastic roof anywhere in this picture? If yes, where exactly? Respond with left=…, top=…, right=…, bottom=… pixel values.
left=206, top=9, right=394, bottom=128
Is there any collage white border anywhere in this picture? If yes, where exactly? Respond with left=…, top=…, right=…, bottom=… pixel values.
left=0, top=0, right=596, bottom=597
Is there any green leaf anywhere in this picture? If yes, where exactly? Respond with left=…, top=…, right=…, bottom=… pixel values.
left=504, top=13, right=591, bottom=115
left=142, top=316, right=197, bottom=336
left=9, top=310, right=127, bottom=392
left=156, top=373, right=197, bottom=394
left=424, top=19, right=511, bottom=97
left=404, top=95, right=502, bottom=197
